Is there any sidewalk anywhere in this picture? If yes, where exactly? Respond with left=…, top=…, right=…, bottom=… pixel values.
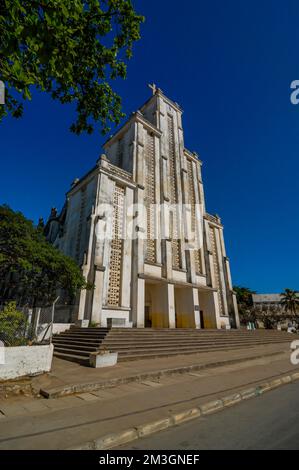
left=0, top=344, right=297, bottom=449
left=33, top=343, right=289, bottom=398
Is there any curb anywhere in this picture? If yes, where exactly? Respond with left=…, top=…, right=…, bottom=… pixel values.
left=69, top=370, right=299, bottom=450
left=41, top=350, right=285, bottom=398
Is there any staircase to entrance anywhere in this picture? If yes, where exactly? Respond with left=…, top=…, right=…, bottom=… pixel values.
left=52, top=327, right=110, bottom=366
left=53, top=327, right=292, bottom=366
left=100, top=328, right=292, bottom=361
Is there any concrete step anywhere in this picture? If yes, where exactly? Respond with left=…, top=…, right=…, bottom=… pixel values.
left=67, top=330, right=109, bottom=335
left=109, top=340, right=289, bottom=347
left=105, top=331, right=291, bottom=338
left=106, top=336, right=291, bottom=344
left=52, top=342, right=98, bottom=352
left=55, top=333, right=107, bottom=340
left=53, top=341, right=102, bottom=350
left=115, top=344, right=270, bottom=362
left=101, top=339, right=290, bottom=351
left=60, top=330, right=107, bottom=338
left=103, top=340, right=289, bottom=355
left=53, top=335, right=105, bottom=344
left=53, top=351, right=90, bottom=366
left=107, top=328, right=289, bottom=334
left=70, top=327, right=110, bottom=331
left=53, top=346, right=91, bottom=357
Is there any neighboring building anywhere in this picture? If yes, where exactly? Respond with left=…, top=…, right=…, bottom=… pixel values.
left=252, top=293, right=299, bottom=311
left=45, top=85, right=239, bottom=329
left=252, top=293, right=299, bottom=329
left=252, top=294, right=283, bottom=310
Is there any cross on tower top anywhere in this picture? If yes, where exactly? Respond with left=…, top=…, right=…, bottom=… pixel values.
left=148, top=82, right=157, bottom=95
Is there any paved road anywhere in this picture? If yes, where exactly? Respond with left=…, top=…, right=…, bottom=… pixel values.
left=119, top=381, right=299, bottom=450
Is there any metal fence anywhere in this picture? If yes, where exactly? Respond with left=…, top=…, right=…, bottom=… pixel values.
left=0, top=298, right=59, bottom=346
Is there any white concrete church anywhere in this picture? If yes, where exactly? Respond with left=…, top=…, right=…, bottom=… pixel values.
left=46, top=85, right=240, bottom=330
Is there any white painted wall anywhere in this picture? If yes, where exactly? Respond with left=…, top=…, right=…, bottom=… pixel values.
left=0, top=344, right=53, bottom=380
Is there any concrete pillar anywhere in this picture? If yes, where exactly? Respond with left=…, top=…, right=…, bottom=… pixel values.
left=77, top=268, right=88, bottom=321
left=212, top=292, right=222, bottom=329
left=132, top=278, right=145, bottom=327
left=167, top=283, right=176, bottom=328
left=172, top=112, right=186, bottom=270
left=165, top=239, right=173, bottom=280
left=136, top=122, right=145, bottom=188
left=192, top=288, right=201, bottom=329
left=214, top=229, right=229, bottom=316
left=192, top=160, right=205, bottom=275
left=91, top=267, right=105, bottom=324
left=154, top=135, right=162, bottom=264
left=232, top=292, right=240, bottom=329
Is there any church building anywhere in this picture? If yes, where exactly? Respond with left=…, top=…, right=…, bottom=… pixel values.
left=45, top=85, right=239, bottom=330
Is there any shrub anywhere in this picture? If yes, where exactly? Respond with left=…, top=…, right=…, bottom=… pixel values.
left=0, top=301, right=28, bottom=346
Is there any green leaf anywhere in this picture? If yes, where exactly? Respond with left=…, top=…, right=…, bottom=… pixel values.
left=0, top=0, right=144, bottom=134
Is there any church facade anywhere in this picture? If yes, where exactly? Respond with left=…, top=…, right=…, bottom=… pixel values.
left=45, top=86, right=239, bottom=329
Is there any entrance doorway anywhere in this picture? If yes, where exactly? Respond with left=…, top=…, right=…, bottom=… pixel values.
left=144, top=282, right=169, bottom=328
left=145, top=305, right=152, bottom=328
left=200, top=310, right=205, bottom=329
left=197, top=290, right=217, bottom=329
left=174, top=286, right=196, bottom=328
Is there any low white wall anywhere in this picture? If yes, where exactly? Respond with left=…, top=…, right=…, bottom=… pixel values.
left=101, top=309, right=131, bottom=327
left=0, top=344, right=53, bottom=381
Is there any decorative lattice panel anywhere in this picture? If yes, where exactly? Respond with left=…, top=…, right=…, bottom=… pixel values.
left=107, top=184, right=125, bottom=306
left=187, top=159, right=202, bottom=273
left=209, top=226, right=224, bottom=315
left=75, top=186, right=87, bottom=263
left=144, top=132, right=156, bottom=263
left=168, top=114, right=181, bottom=269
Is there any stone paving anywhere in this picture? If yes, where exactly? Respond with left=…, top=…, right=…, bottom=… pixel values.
left=32, top=342, right=289, bottom=398
left=0, top=349, right=298, bottom=449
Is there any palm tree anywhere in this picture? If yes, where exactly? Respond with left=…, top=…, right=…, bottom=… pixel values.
left=280, top=289, right=299, bottom=315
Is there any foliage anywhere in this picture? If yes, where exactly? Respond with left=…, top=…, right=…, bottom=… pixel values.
left=233, top=286, right=255, bottom=307
left=0, top=0, right=144, bottom=134
left=233, top=285, right=256, bottom=325
left=280, top=288, right=299, bottom=315
left=0, top=205, right=89, bottom=306
left=0, top=301, right=28, bottom=346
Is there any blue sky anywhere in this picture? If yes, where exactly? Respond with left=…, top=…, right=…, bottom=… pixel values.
left=1, top=0, right=299, bottom=293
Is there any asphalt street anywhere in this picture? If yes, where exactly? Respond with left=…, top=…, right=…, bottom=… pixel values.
left=119, top=381, right=299, bottom=450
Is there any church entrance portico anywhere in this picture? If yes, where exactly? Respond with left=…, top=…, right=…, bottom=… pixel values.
left=143, top=280, right=201, bottom=329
